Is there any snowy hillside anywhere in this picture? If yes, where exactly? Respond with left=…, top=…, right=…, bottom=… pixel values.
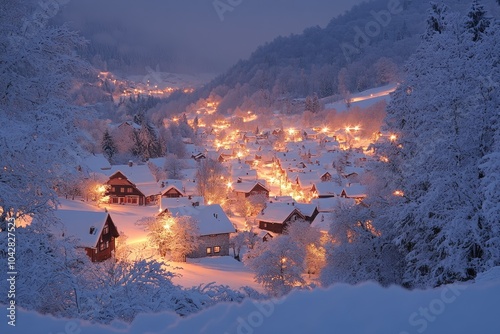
left=3, top=271, right=500, bottom=333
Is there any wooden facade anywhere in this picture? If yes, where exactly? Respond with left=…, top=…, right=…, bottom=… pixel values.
left=258, top=209, right=306, bottom=234
left=106, top=171, right=146, bottom=205
left=85, top=215, right=120, bottom=262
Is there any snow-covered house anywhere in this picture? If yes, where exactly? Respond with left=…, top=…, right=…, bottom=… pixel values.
left=295, top=203, right=319, bottom=222
left=232, top=181, right=270, bottom=200
left=311, top=182, right=338, bottom=198
left=54, top=210, right=120, bottom=262
left=159, top=180, right=185, bottom=198
left=169, top=204, right=236, bottom=258
left=102, top=163, right=160, bottom=206
left=256, top=202, right=306, bottom=234
left=341, top=184, right=367, bottom=200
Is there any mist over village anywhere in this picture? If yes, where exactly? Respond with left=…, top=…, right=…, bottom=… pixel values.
left=1, top=0, right=500, bottom=333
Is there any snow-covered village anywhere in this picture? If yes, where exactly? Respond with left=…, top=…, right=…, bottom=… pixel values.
left=1, top=0, right=500, bottom=333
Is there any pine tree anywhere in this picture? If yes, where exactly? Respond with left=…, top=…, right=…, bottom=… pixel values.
left=366, top=2, right=500, bottom=288
left=465, top=0, right=491, bottom=41
left=101, top=129, right=117, bottom=162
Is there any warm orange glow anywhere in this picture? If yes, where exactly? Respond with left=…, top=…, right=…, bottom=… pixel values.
left=390, top=134, right=397, bottom=142
left=322, top=127, right=329, bottom=133
left=380, top=156, right=389, bottom=163
left=288, top=128, right=295, bottom=135
left=393, top=190, right=404, bottom=197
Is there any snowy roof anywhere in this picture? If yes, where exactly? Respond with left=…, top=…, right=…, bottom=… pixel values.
left=159, top=180, right=184, bottom=196
left=311, top=212, right=334, bottom=233
left=256, top=203, right=303, bottom=224
left=312, top=182, right=338, bottom=197
left=53, top=210, right=113, bottom=248
left=344, top=166, right=365, bottom=176
left=102, top=164, right=156, bottom=185
left=311, top=197, right=356, bottom=212
left=295, top=203, right=318, bottom=218
left=81, top=153, right=111, bottom=172
left=343, top=184, right=367, bottom=198
left=232, top=181, right=269, bottom=194
left=160, top=196, right=204, bottom=210
left=169, top=204, right=235, bottom=236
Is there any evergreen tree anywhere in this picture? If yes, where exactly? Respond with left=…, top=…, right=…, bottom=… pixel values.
left=465, top=0, right=491, bottom=41
left=101, top=129, right=117, bottom=161
left=366, top=2, right=500, bottom=288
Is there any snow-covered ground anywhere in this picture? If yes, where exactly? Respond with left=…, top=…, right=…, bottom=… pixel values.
left=170, top=256, right=261, bottom=291
left=57, top=199, right=261, bottom=291
left=4, top=268, right=500, bottom=334
left=325, top=83, right=399, bottom=112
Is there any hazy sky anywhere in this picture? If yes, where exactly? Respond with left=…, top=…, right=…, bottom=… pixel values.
left=60, top=0, right=365, bottom=74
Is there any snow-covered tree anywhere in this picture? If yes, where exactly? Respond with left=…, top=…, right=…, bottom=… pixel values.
left=101, top=129, right=117, bottom=162
left=244, top=235, right=305, bottom=296
left=164, top=154, right=186, bottom=180
left=0, top=220, right=89, bottom=319
left=195, top=158, right=227, bottom=204
left=284, top=220, right=324, bottom=276
left=137, top=122, right=161, bottom=160
left=138, top=214, right=199, bottom=262
left=366, top=2, right=500, bottom=288
left=0, top=1, right=91, bottom=221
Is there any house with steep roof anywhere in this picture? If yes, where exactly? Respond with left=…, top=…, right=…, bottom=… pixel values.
left=255, top=202, right=307, bottom=234
left=102, top=163, right=160, bottom=205
left=159, top=180, right=185, bottom=198
left=232, top=181, right=270, bottom=200
left=54, top=210, right=119, bottom=262
left=168, top=204, right=236, bottom=258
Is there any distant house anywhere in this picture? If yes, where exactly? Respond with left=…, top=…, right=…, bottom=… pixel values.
left=340, top=184, right=367, bottom=200
left=311, top=182, right=337, bottom=198
left=160, top=180, right=185, bottom=198
left=256, top=202, right=307, bottom=234
left=54, top=210, right=119, bottom=262
left=168, top=204, right=236, bottom=258
left=191, top=152, right=206, bottom=161
left=295, top=203, right=319, bottom=223
left=232, top=181, right=270, bottom=200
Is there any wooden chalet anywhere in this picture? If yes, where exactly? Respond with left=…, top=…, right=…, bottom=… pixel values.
left=102, top=163, right=161, bottom=206
left=106, top=171, right=147, bottom=205
left=232, top=181, right=270, bottom=200
left=160, top=180, right=185, bottom=198
left=256, top=202, right=307, bottom=234
left=54, top=210, right=119, bottom=262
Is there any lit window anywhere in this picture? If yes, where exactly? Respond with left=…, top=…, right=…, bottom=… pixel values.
left=127, top=188, right=133, bottom=193
left=99, top=241, right=109, bottom=251
left=206, top=247, right=212, bottom=255
left=111, top=187, right=116, bottom=192
left=214, top=246, right=221, bottom=253
left=103, top=225, right=109, bottom=235
left=120, top=187, right=125, bottom=193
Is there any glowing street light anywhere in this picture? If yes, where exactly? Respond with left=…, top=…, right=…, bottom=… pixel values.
left=390, top=134, right=398, bottom=142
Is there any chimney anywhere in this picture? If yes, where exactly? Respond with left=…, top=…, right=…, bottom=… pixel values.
left=128, top=160, right=133, bottom=167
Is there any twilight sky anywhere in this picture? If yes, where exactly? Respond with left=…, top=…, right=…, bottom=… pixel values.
left=59, top=0, right=366, bottom=74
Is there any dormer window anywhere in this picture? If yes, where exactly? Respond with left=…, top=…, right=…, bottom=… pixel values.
left=89, top=226, right=96, bottom=235
left=103, top=225, right=109, bottom=235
